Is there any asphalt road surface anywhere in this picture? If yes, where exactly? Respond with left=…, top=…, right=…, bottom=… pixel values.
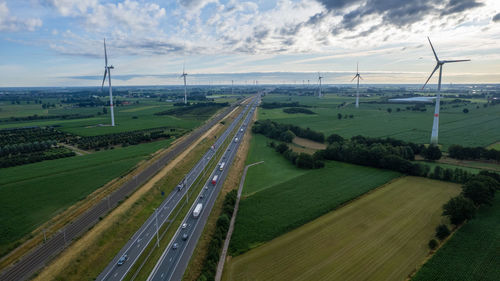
left=96, top=97, right=257, bottom=281
left=0, top=99, right=246, bottom=281
left=147, top=97, right=259, bottom=281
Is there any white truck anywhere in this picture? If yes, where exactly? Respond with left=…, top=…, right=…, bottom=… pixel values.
left=219, top=162, right=226, bottom=171
left=193, top=203, right=203, bottom=218
left=234, top=137, right=239, bottom=143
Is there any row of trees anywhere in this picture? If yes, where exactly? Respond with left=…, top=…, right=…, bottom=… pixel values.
left=261, top=101, right=308, bottom=109
left=197, top=190, right=238, bottom=281
left=0, top=113, right=94, bottom=123
left=252, top=119, right=325, bottom=143
left=0, top=140, right=56, bottom=157
left=429, top=172, right=500, bottom=249
left=270, top=142, right=324, bottom=169
left=448, top=144, right=500, bottom=161
left=282, top=107, right=315, bottom=114
left=71, top=127, right=176, bottom=150
left=0, top=147, right=75, bottom=168
left=0, top=127, right=70, bottom=146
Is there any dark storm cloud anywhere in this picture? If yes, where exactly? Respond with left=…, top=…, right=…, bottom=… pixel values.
left=493, top=12, right=500, bottom=22
left=314, top=0, right=484, bottom=36
left=440, top=0, right=484, bottom=16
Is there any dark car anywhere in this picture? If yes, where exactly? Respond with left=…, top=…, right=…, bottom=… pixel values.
left=117, top=254, right=128, bottom=266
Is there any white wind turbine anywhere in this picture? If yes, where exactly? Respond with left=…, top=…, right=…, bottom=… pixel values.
left=101, top=38, right=115, bottom=126
left=351, top=63, right=363, bottom=108
left=422, top=37, right=470, bottom=145
left=180, top=64, right=188, bottom=104
left=317, top=72, right=324, bottom=98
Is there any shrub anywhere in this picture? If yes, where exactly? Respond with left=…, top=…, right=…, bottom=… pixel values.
left=428, top=239, right=438, bottom=250
left=435, top=224, right=450, bottom=240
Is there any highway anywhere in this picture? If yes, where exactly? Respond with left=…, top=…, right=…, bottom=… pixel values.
left=0, top=99, right=244, bottom=281
left=96, top=96, right=257, bottom=281
left=147, top=96, right=259, bottom=281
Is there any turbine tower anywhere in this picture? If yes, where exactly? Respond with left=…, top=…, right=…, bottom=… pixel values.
left=351, top=63, right=363, bottom=108
left=317, top=72, right=324, bottom=98
left=422, top=37, right=470, bottom=145
left=231, top=80, right=234, bottom=95
left=180, top=64, right=188, bottom=104
left=101, top=38, right=115, bottom=126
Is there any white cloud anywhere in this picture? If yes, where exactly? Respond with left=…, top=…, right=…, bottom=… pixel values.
left=45, top=0, right=98, bottom=17
left=0, top=1, right=42, bottom=32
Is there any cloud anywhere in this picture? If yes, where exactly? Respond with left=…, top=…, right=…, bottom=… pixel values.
left=493, top=12, right=500, bottom=22
left=0, top=1, right=42, bottom=32
left=315, top=0, right=484, bottom=36
left=44, top=0, right=98, bottom=16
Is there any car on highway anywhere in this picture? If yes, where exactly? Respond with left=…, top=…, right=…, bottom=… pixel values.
left=181, top=223, right=187, bottom=229
left=182, top=233, right=189, bottom=240
left=117, top=254, right=128, bottom=266
left=172, top=243, right=179, bottom=250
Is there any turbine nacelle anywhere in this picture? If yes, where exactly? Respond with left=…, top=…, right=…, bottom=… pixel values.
left=422, top=37, right=470, bottom=90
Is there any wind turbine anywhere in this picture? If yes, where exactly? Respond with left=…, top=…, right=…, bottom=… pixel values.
left=351, top=63, right=363, bottom=108
left=231, top=80, right=234, bottom=95
left=180, top=64, right=188, bottom=104
left=422, top=37, right=470, bottom=145
left=317, top=72, right=324, bottom=98
left=101, top=38, right=115, bottom=126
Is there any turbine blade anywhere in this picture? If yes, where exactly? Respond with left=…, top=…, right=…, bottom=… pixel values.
left=427, top=37, right=439, bottom=62
left=351, top=75, right=357, bottom=82
left=442, top=59, right=471, bottom=63
left=104, top=38, right=108, bottom=67
left=422, top=64, right=439, bottom=89
left=359, top=75, right=363, bottom=80
left=101, top=69, right=107, bottom=90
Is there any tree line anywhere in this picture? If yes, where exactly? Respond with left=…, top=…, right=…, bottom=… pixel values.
left=261, top=101, right=310, bottom=109
left=448, top=144, right=500, bottom=162
left=0, top=147, right=75, bottom=168
left=0, top=140, right=56, bottom=157
left=0, top=127, right=70, bottom=146
left=69, top=127, right=178, bottom=150
left=429, top=171, right=499, bottom=249
left=282, top=107, right=315, bottom=114
left=269, top=142, right=324, bottom=169
left=197, top=190, right=237, bottom=281
left=0, top=113, right=94, bottom=123
left=252, top=119, right=325, bottom=143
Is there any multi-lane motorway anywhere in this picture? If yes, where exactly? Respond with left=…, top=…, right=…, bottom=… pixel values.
left=97, top=96, right=258, bottom=281
left=0, top=99, right=247, bottom=281
left=147, top=97, right=258, bottom=281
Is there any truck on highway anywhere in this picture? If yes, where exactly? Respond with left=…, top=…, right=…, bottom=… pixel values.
left=219, top=162, right=225, bottom=171
left=193, top=203, right=203, bottom=218
left=212, top=175, right=218, bottom=185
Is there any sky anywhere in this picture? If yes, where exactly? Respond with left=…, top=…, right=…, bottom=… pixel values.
left=0, top=0, right=499, bottom=87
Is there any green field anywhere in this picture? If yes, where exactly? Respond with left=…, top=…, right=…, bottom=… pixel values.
left=412, top=196, right=500, bottom=281
left=0, top=139, right=172, bottom=255
left=0, top=98, right=235, bottom=136
left=223, top=177, right=461, bottom=281
left=243, top=134, right=309, bottom=195
left=229, top=133, right=401, bottom=255
left=258, top=95, right=500, bottom=149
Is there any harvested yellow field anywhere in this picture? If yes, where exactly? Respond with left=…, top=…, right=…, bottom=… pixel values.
left=223, top=176, right=460, bottom=281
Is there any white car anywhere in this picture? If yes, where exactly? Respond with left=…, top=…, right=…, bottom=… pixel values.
left=181, top=223, right=187, bottom=229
